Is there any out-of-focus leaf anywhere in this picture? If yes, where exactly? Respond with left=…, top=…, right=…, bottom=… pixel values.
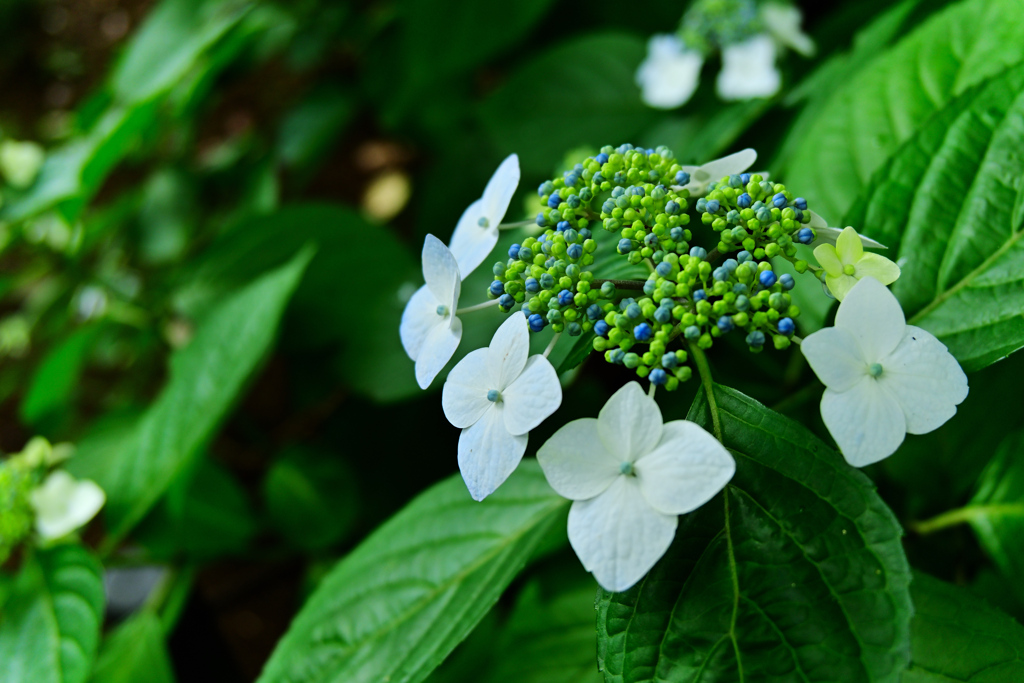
left=69, top=248, right=312, bottom=542
left=137, top=168, right=196, bottom=265
left=479, top=33, right=656, bottom=176
left=21, top=325, right=102, bottom=427
left=905, top=572, right=1024, bottom=682
left=257, top=461, right=568, bottom=683
left=276, top=86, right=353, bottom=171
left=89, top=612, right=176, bottom=683
left=263, top=445, right=358, bottom=551
left=557, top=332, right=596, bottom=374
left=641, top=99, right=768, bottom=166
left=0, top=545, right=105, bottom=683
left=597, top=385, right=912, bottom=683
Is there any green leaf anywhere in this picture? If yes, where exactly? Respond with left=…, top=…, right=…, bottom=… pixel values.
left=21, top=325, right=102, bottom=427
left=479, top=33, right=657, bottom=176
left=557, top=331, right=597, bottom=374
left=89, top=612, right=176, bottom=683
left=257, top=460, right=569, bottom=683
left=0, top=545, right=105, bottom=683
left=263, top=445, right=359, bottom=552
left=785, top=0, right=1024, bottom=222
left=842, top=62, right=1024, bottom=371
left=68, top=248, right=312, bottom=542
left=905, top=572, right=1024, bottom=682
left=597, top=385, right=912, bottom=683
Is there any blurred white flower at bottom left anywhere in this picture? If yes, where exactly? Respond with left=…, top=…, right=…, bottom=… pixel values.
left=31, top=470, right=106, bottom=541
left=537, top=382, right=735, bottom=592
left=442, top=314, right=561, bottom=501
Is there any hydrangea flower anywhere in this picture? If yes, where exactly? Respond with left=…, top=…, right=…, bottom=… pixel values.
left=716, top=34, right=781, bottom=101
left=400, top=234, right=463, bottom=389
left=801, top=277, right=968, bottom=467
left=448, top=154, right=520, bottom=277
left=678, top=148, right=757, bottom=196
left=442, top=314, right=561, bottom=501
left=537, top=382, right=735, bottom=591
left=808, top=211, right=886, bottom=250
left=761, top=2, right=815, bottom=57
left=814, top=226, right=900, bottom=300
left=635, top=34, right=705, bottom=109
left=30, top=470, right=105, bottom=540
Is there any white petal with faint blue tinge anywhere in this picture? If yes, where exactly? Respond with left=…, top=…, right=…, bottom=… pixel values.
left=537, top=418, right=620, bottom=501
left=881, top=325, right=968, bottom=435
left=682, top=148, right=757, bottom=195
left=801, top=326, right=868, bottom=393
left=834, top=277, right=906, bottom=362
left=567, top=476, right=678, bottom=592
left=32, top=471, right=106, bottom=540
left=482, top=154, right=520, bottom=228
left=488, top=314, right=530, bottom=391
left=422, top=234, right=461, bottom=312
left=458, top=403, right=528, bottom=501
left=441, top=348, right=492, bottom=428
left=761, top=2, right=815, bottom=56
left=399, top=285, right=440, bottom=361
left=716, top=35, right=781, bottom=101
left=637, top=421, right=735, bottom=516
left=635, top=34, right=704, bottom=109
left=448, top=198, right=495, bottom=278
left=502, top=355, right=562, bottom=435
left=597, top=382, right=662, bottom=462
left=821, top=377, right=906, bottom=467
left=415, top=316, right=462, bottom=389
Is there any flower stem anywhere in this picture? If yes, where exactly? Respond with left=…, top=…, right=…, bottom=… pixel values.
left=688, top=342, right=722, bottom=442
left=908, top=503, right=1024, bottom=535
left=542, top=332, right=561, bottom=358
left=648, top=382, right=656, bottom=399
left=498, top=220, right=535, bottom=230
left=590, top=278, right=647, bottom=290
left=456, top=299, right=500, bottom=314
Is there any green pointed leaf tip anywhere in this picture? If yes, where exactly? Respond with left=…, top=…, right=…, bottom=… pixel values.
left=90, top=612, right=176, bottom=683
left=0, top=545, right=105, bottom=683
left=786, top=0, right=1024, bottom=222
left=906, top=572, right=1024, bottom=682
left=597, top=385, right=912, bottom=683
left=257, top=461, right=568, bottom=683
left=68, top=246, right=314, bottom=540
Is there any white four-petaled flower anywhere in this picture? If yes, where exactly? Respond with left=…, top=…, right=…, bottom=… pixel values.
left=31, top=470, right=106, bottom=541
left=400, top=234, right=463, bottom=389
left=716, top=34, right=781, bottom=101
left=442, top=314, right=562, bottom=501
left=537, top=382, right=735, bottom=592
left=801, top=277, right=968, bottom=467
left=635, top=34, right=705, bottom=110
left=448, top=154, right=520, bottom=278
left=678, top=148, right=758, bottom=196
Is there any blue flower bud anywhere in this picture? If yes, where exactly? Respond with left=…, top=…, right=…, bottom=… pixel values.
left=690, top=246, right=707, bottom=259
left=596, top=152, right=609, bottom=164
left=706, top=199, right=720, bottom=214
left=717, top=316, right=735, bottom=333
left=489, top=280, right=505, bottom=296
left=594, top=320, right=610, bottom=337
left=778, top=317, right=795, bottom=336
left=737, top=250, right=753, bottom=263
left=556, top=220, right=570, bottom=232
left=723, top=258, right=738, bottom=273
left=696, top=198, right=707, bottom=212
left=713, top=267, right=730, bottom=281
left=735, top=294, right=750, bottom=311
left=684, top=325, right=701, bottom=340
left=643, top=279, right=656, bottom=296
left=644, top=232, right=659, bottom=247
left=538, top=181, right=555, bottom=197
left=540, top=273, right=555, bottom=289
left=547, top=192, right=562, bottom=209
left=733, top=283, right=748, bottom=294
left=557, top=289, right=574, bottom=306
left=567, top=194, right=581, bottom=208
left=535, top=213, right=547, bottom=227
left=508, top=243, right=521, bottom=259
left=670, top=226, right=685, bottom=242
left=649, top=368, right=667, bottom=385
left=587, top=304, right=602, bottom=320
left=737, top=193, right=752, bottom=209
left=564, top=228, right=579, bottom=243
left=634, top=322, right=653, bottom=341
left=618, top=238, right=633, bottom=254
left=797, top=228, right=814, bottom=244
left=518, top=247, right=534, bottom=262
left=772, top=193, right=787, bottom=208
left=567, top=243, right=583, bottom=260
left=756, top=207, right=772, bottom=222
left=525, top=277, right=540, bottom=293
left=727, top=174, right=742, bottom=188
left=779, top=274, right=795, bottom=290
left=746, top=330, right=765, bottom=347
left=602, top=199, right=616, bottom=214
left=675, top=170, right=690, bottom=185
left=656, top=261, right=673, bottom=277
left=610, top=348, right=626, bottom=364
left=692, top=289, right=707, bottom=301
left=759, top=270, right=777, bottom=287
left=626, top=303, right=642, bottom=319
left=654, top=307, right=671, bottom=323
left=662, top=353, right=678, bottom=368
left=740, top=173, right=751, bottom=184
left=568, top=322, right=582, bottom=336
left=665, top=200, right=681, bottom=215
left=619, top=298, right=635, bottom=312
left=601, top=281, right=615, bottom=297
left=498, top=294, right=515, bottom=310
left=794, top=197, right=808, bottom=210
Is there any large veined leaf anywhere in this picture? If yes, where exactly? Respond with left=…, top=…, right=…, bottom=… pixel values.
left=89, top=612, right=176, bottom=683
left=597, top=385, right=912, bottom=683
left=68, top=248, right=312, bottom=541
left=0, top=545, right=105, bottom=683
left=843, top=63, right=1024, bottom=370
left=257, top=461, right=569, bottom=683
left=785, top=0, right=1024, bottom=222
left=906, top=572, right=1024, bottom=682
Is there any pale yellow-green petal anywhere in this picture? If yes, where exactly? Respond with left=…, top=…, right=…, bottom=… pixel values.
left=855, top=253, right=901, bottom=286
left=813, top=243, right=844, bottom=277
left=835, top=227, right=864, bottom=265
left=826, top=273, right=857, bottom=301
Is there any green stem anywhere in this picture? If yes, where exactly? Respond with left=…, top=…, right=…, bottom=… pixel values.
left=908, top=504, right=1024, bottom=535
left=688, top=342, right=722, bottom=442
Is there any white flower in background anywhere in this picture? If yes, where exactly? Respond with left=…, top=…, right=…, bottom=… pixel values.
left=448, top=154, right=520, bottom=277
left=635, top=34, right=705, bottom=109
left=537, top=382, right=735, bottom=592
left=716, top=34, right=781, bottom=101
left=677, top=148, right=757, bottom=196
left=801, top=277, right=968, bottom=467
left=761, top=2, right=815, bottom=57
left=0, top=139, right=45, bottom=188
left=31, top=470, right=106, bottom=540
left=808, top=211, right=886, bottom=250
left=442, top=314, right=561, bottom=501
left=813, top=226, right=900, bottom=301
left=400, top=234, right=463, bottom=389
